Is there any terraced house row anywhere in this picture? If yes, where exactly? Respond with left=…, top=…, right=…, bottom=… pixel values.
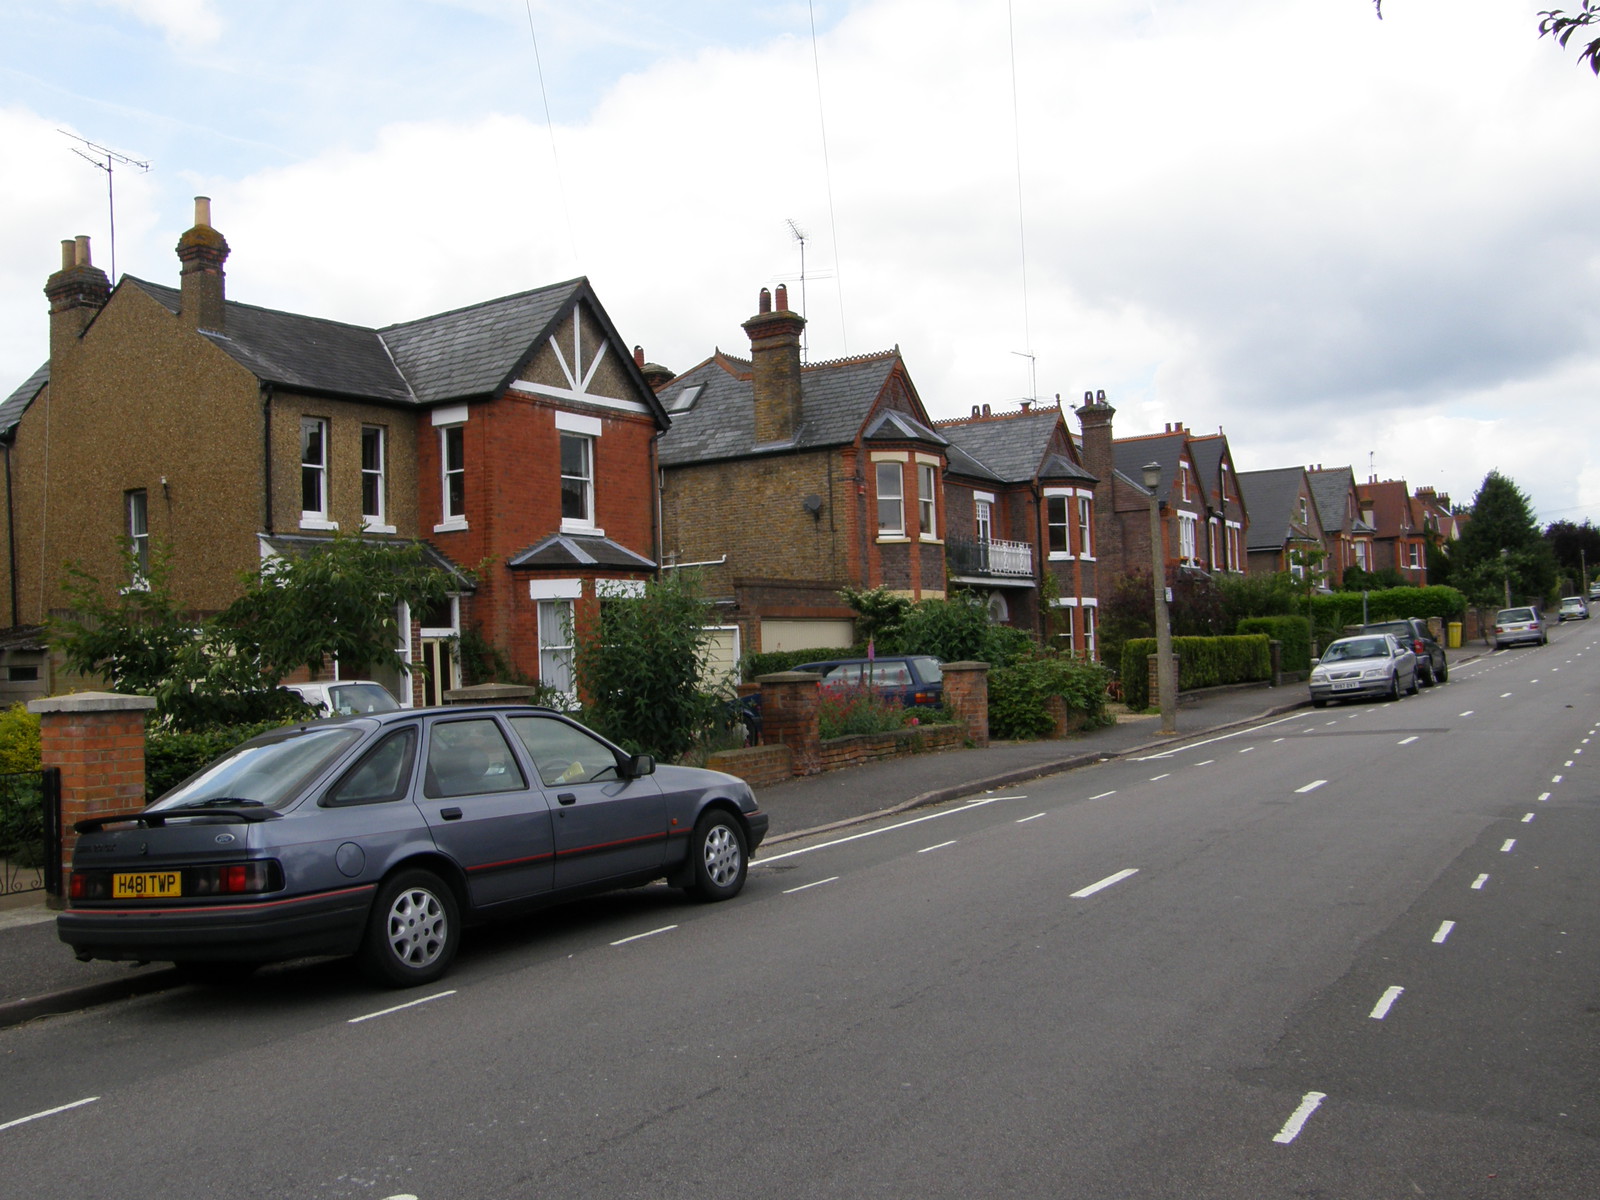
left=0, top=200, right=1446, bottom=706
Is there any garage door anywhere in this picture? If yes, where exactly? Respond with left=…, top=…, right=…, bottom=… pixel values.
left=759, top=618, right=855, bottom=653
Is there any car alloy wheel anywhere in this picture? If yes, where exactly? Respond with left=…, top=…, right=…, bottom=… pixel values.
left=360, top=868, right=459, bottom=987
left=686, top=811, right=748, bottom=902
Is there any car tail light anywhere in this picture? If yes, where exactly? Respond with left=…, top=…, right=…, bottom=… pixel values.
left=69, top=871, right=109, bottom=901
left=188, top=861, right=280, bottom=896
left=1413, top=639, right=1425, bottom=654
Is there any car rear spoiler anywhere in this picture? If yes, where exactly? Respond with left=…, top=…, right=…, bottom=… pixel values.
left=75, top=808, right=281, bottom=833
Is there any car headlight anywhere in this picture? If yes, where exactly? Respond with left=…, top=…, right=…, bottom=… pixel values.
left=1310, top=670, right=1328, bottom=683
left=1362, top=667, right=1387, bottom=679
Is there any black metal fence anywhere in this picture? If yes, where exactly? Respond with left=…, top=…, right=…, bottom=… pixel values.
left=0, top=767, right=60, bottom=897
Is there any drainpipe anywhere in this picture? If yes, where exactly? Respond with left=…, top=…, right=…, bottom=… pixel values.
left=3, top=441, right=16, bottom=627
left=260, top=382, right=274, bottom=535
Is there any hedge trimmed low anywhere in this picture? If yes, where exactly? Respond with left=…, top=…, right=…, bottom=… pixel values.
left=1120, top=634, right=1272, bottom=710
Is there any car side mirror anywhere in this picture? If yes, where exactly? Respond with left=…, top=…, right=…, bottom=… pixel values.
left=1310, top=657, right=1321, bottom=667
left=623, top=754, right=655, bottom=779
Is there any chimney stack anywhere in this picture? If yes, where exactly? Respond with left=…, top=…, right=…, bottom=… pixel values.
left=44, top=233, right=112, bottom=363
left=1075, top=389, right=1117, bottom=571
left=175, top=195, right=230, bottom=333
left=742, top=284, right=805, bottom=444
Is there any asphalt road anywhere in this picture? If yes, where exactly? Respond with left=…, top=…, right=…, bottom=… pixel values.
left=3, top=622, right=1598, bottom=1198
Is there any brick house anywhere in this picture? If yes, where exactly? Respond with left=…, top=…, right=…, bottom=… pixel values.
left=936, top=400, right=1103, bottom=657
left=1357, top=477, right=1428, bottom=585
left=1307, top=465, right=1377, bottom=586
left=0, top=198, right=668, bottom=704
left=1075, top=392, right=1249, bottom=587
left=1237, top=466, right=1329, bottom=581
left=655, top=286, right=949, bottom=663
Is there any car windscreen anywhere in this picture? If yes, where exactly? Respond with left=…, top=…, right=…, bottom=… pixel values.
left=1325, top=639, right=1386, bottom=661
left=151, top=726, right=366, bottom=811
left=326, top=683, right=400, bottom=715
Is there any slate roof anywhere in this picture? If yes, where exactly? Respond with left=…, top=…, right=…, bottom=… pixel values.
left=938, top=409, right=1095, bottom=485
left=1113, top=431, right=1188, bottom=499
left=505, top=533, right=656, bottom=571
left=657, top=350, right=943, bottom=465
left=0, top=361, right=49, bottom=440
left=1237, top=467, right=1315, bottom=551
left=1307, top=466, right=1360, bottom=535
left=38, top=276, right=670, bottom=424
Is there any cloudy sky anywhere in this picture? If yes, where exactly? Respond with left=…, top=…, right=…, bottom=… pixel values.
left=5, top=0, right=1598, bottom=527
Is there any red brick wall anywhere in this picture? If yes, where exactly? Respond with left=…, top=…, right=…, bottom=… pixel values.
left=31, top=696, right=155, bottom=885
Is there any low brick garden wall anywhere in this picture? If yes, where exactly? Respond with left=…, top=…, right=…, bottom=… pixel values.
left=708, top=720, right=966, bottom=788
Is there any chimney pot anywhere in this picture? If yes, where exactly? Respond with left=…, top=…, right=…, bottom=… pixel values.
left=972, top=405, right=981, bottom=417
left=1083, top=390, right=1094, bottom=404
left=634, top=345, right=645, bottom=368
left=982, top=403, right=991, bottom=416
left=194, top=196, right=212, bottom=228
left=60, top=240, right=75, bottom=271
left=775, top=283, right=789, bottom=311
left=75, top=235, right=91, bottom=266
left=758, top=287, right=772, bottom=314
left=1096, top=389, right=1106, bottom=402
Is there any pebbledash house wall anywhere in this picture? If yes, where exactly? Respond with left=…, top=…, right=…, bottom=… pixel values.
left=8, top=280, right=270, bottom=622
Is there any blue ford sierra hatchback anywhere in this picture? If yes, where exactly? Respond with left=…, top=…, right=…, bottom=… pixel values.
left=59, top=706, right=767, bottom=986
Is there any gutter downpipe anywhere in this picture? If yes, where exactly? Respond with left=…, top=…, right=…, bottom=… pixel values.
left=4, top=441, right=16, bottom=627
left=260, top=383, right=274, bottom=536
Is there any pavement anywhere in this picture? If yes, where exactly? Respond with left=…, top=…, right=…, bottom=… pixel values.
left=0, top=673, right=1371, bottom=1028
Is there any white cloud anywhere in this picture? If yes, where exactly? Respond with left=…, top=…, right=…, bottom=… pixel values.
left=90, top=0, right=223, bottom=50
left=4, top=0, right=1598, bottom=529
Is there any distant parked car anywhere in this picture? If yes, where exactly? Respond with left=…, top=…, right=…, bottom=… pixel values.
left=58, top=705, right=768, bottom=987
left=1360, top=618, right=1448, bottom=686
left=1558, top=596, right=1590, bottom=622
left=284, top=679, right=400, bottom=716
left=791, top=655, right=946, bottom=709
left=1308, top=634, right=1418, bottom=707
left=1492, top=607, right=1547, bottom=649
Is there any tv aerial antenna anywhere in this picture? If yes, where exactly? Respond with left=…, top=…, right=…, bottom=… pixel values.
left=785, top=218, right=810, bottom=361
left=60, top=131, right=151, bottom=283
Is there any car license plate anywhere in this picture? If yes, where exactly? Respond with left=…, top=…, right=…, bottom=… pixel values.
left=1332, top=681, right=1360, bottom=691
left=113, top=871, right=181, bottom=899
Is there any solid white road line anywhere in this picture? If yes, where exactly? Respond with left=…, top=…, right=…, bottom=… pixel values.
left=347, top=991, right=456, bottom=1025
left=610, top=925, right=678, bottom=947
left=1432, top=920, right=1456, bottom=944
left=1272, top=1092, right=1328, bottom=1145
left=782, top=876, right=839, bottom=894
left=1071, top=868, right=1139, bottom=899
left=1296, top=780, right=1327, bottom=794
left=1370, top=986, right=1405, bottom=1019
left=1135, top=713, right=1302, bottom=759
left=0, top=1096, right=99, bottom=1133
left=752, top=797, right=1004, bottom=865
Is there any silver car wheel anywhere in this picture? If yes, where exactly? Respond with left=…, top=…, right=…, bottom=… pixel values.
left=385, top=885, right=448, bottom=968
left=702, top=822, right=742, bottom=888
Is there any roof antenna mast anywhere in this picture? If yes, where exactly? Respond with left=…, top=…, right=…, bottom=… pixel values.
left=785, top=218, right=809, bottom=362
left=60, top=131, right=151, bottom=284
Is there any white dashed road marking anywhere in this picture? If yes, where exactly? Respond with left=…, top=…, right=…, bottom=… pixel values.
left=1272, top=1092, right=1327, bottom=1145
left=1071, top=869, right=1139, bottom=899
left=0, top=1097, right=99, bottom=1133
left=348, top=991, right=456, bottom=1025
left=1370, top=986, right=1405, bottom=1019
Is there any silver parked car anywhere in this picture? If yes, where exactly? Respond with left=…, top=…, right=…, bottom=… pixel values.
left=1308, top=634, right=1419, bottom=707
left=1558, top=596, right=1590, bottom=622
left=58, top=706, right=768, bottom=987
left=1492, top=606, right=1547, bottom=649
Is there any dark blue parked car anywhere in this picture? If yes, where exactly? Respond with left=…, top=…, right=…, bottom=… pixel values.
left=792, top=655, right=946, bottom=709
left=59, top=705, right=767, bottom=987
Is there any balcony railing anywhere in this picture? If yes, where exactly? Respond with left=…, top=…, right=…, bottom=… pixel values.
left=946, top=535, right=1035, bottom=578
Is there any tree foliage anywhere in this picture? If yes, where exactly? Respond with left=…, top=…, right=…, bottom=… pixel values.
left=574, top=571, right=719, bottom=762
left=51, top=533, right=462, bottom=731
left=1540, top=1, right=1600, bottom=74
left=1543, top=519, right=1600, bottom=590
left=1451, top=471, right=1557, bottom=604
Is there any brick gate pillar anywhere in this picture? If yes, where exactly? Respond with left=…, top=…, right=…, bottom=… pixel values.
left=941, top=661, right=990, bottom=748
left=28, top=692, right=157, bottom=891
left=757, top=671, right=822, bottom=776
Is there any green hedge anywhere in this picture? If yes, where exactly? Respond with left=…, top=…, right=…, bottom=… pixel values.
left=1308, top=585, right=1466, bottom=630
left=1120, top=634, right=1272, bottom=710
left=988, top=655, right=1112, bottom=740
left=1237, top=616, right=1311, bottom=673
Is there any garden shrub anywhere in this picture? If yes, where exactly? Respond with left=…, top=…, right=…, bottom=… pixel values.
left=988, top=654, right=1112, bottom=741
left=1120, top=634, right=1271, bottom=710
left=1237, top=616, right=1311, bottom=673
left=816, top=686, right=911, bottom=739
left=0, top=703, right=41, bottom=773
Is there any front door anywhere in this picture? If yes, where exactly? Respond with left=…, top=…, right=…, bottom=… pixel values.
left=420, top=638, right=457, bottom=707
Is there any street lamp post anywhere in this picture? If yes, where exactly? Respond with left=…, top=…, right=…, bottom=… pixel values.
left=1143, top=462, right=1177, bottom=735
